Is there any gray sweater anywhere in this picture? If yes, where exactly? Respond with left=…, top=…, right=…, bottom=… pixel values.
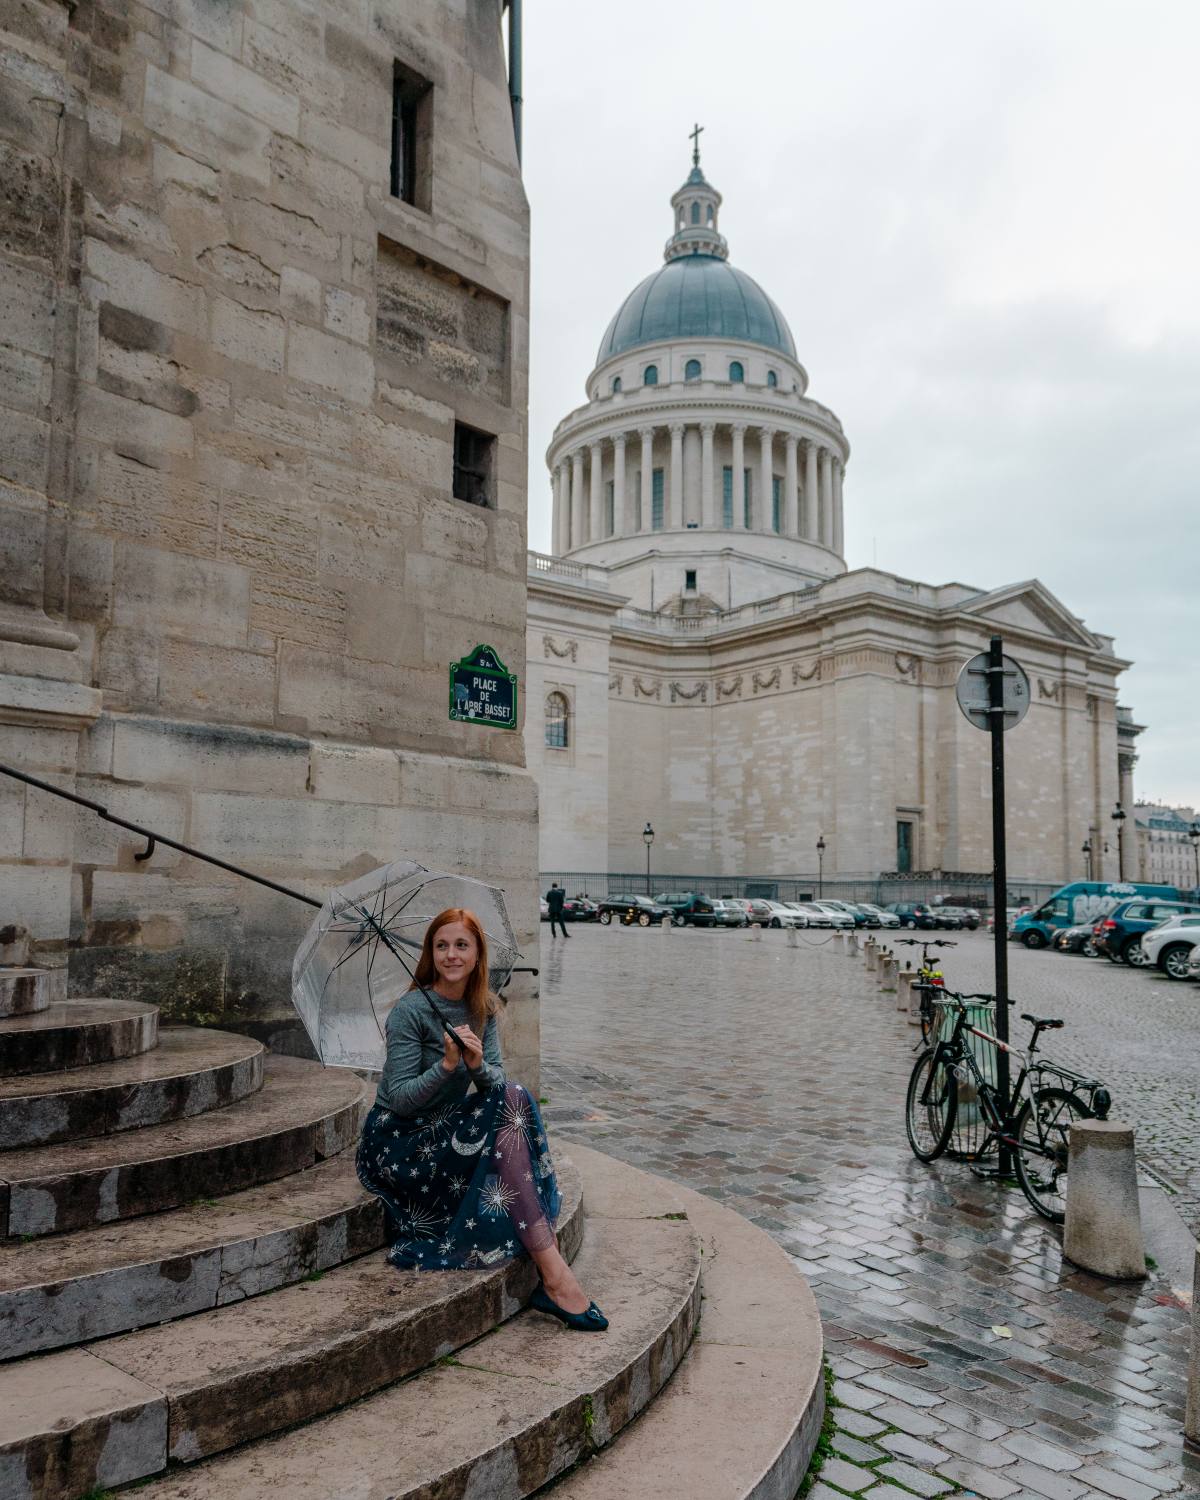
left=375, top=987, right=505, bottom=1117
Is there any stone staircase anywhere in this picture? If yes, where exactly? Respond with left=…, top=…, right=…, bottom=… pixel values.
left=0, top=955, right=824, bottom=1500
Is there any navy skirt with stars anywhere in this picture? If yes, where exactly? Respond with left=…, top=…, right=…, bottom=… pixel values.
left=356, top=1079, right=562, bottom=1271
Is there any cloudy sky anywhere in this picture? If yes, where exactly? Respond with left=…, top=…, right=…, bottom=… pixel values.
left=519, top=0, right=1199, bottom=811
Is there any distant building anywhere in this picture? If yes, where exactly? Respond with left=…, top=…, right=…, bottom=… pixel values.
left=525, top=151, right=1140, bottom=892
left=1135, top=804, right=1199, bottom=891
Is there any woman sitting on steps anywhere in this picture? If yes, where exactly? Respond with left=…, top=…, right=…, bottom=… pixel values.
left=356, top=906, right=607, bottom=1332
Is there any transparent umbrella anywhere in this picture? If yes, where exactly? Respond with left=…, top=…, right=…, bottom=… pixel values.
left=291, top=860, right=520, bottom=1070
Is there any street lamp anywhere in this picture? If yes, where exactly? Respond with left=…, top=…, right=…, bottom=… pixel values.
left=1081, top=838, right=1093, bottom=881
left=1189, top=823, right=1200, bottom=895
left=642, top=822, right=654, bottom=897
left=1111, top=804, right=1127, bottom=879
left=816, top=834, right=826, bottom=897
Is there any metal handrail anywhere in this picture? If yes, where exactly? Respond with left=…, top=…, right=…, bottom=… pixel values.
left=0, top=760, right=539, bottom=977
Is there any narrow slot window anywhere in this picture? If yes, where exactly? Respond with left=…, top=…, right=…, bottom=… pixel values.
left=452, top=421, right=494, bottom=507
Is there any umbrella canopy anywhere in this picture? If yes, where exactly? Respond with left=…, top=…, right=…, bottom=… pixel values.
left=291, top=860, right=519, bottom=1070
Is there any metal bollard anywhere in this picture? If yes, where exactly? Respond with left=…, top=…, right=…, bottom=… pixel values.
left=1063, top=1120, right=1148, bottom=1280
left=1186, top=1245, right=1199, bottom=1448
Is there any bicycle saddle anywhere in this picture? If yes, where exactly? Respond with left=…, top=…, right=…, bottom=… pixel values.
left=1021, top=1013, right=1064, bottom=1029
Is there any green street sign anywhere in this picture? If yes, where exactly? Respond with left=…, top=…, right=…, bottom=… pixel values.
left=449, top=644, right=518, bottom=730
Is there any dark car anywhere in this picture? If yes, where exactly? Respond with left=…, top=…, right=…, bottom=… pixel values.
left=653, top=891, right=718, bottom=928
left=885, top=902, right=938, bottom=930
left=597, top=894, right=672, bottom=926
left=563, top=897, right=599, bottom=922
left=1053, top=923, right=1100, bottom=956
left=1093, top=898, right=1200, bottom=967
left=934, top=905, right=979, bottom=931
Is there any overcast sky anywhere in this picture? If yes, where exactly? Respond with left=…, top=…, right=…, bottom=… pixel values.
left=520, top=0, right=1199, bottom=812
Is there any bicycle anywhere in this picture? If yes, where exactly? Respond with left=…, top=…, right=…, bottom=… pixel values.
left=895, top=938, right=956, bottom=1042
left=904, top=992, right=1112, bottom=1223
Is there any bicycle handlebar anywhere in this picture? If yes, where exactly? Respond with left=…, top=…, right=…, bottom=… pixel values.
left=894, top=939, right=956, bottom=948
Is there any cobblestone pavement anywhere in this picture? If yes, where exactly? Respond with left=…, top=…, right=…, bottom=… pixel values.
left=539, top=925, right=1200, bottom=1500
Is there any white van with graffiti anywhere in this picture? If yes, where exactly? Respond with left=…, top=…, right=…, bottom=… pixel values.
left=1011, top=881, right=1183, bottom=949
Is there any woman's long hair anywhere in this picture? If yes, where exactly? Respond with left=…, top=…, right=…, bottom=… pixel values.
left=413, top=908, right=499, bottom=1037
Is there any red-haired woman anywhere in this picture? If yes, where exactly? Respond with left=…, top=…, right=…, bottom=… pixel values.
left=356, top=908, right=607, bottom=1331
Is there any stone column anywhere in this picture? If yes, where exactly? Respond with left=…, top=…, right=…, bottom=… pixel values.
left=639, top=427, right=654, bottom=533
left=669, top=423, right=685, bottom=530
left=759, top=427, right=774, bottom=533
left=1118, top=752, right=1136, bottom=880
left=731, top=423, right=746, bottom=529
left=784, top=434, right=799, bottom=536
left=832, top=457, right=845, bottom=555
left=551, top=463, right=565, bottom=555
left=803, top=440, right=819, bottom=539
left=613, top=435, right=629, bottom=536
left=570, top=449, right=586, bottom=549
left=700, top=422, right=716, bottom=528
left=588, top=441, right=603, bottom=541
left=819, top=448, right=833, bottom=547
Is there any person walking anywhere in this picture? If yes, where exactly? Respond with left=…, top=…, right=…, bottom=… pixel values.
left=546, top=881, right=569, bottom=939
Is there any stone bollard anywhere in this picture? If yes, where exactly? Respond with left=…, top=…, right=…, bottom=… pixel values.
left=907, top=976, right=926, bottom=1028
left=1186, top=1245, right=1200, bottom=1450
left=1063, top=1120, right=1148, bottom=1280
left=786, top=926, right=798, bottom=948
left=864, top=939, right=878, bottom=971
left=0, top=923, right=31, bottom=967
left=660, top=915, right=671, bottom=934
left=879, top=956, right=898, bottom=993
left=0, top=968, right=52, bottom=1017
left=750, top=923, right=762, bottom=942
left=897, top=968, right=913, bottom=1013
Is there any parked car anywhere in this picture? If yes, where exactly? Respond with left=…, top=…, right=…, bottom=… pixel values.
left=1011, top=881, right=1184, bottom=949
left=742, top=899, right=777, bottom=926
left=563, top=896, right=599, bottom=922
left=1092, top=897, right=1200, bottom=966
left=1053, top=923, right=1100, bottom=956
left=653, top=891, right=719, bottom=928
left=597, top=894, right=673, bottom=926
left=934, top=905, right=980, bottom=931
left=539, top=896, right=550, bottom=921
left=1140, top=912, right=1200, bottom=979
left=819, top=899, right=869, bottom=928
left=884, top=902, right=938, bottom=930
left=759, top=899, right=804, bottom=928
left=789, top=902, right=853, bottom=929
left=711, top=899, right=749, bottom=927
left=856, top=902, right=901, bottom=929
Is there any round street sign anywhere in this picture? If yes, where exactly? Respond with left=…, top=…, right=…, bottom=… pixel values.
left=955, top=652, right=1030, bottom=732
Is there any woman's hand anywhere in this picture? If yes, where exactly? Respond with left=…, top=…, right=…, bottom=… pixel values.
left=442, top=1024, right=484, bottom=1072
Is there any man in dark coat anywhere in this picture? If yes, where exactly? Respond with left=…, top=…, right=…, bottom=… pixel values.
left=545, top=882, right=569, bottom=939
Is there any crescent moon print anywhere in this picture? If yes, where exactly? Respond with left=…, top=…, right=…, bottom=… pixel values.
left=450, top=1130, right=487, bottom=1155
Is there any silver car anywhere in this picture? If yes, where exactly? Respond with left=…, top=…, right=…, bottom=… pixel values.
left=857, top=902, right=900, bottom=928
left=711, top=899, right=749, bottom=928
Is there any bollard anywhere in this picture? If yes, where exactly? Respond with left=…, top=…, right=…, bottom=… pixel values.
left=0, top=923, right=31, bottom=967
left=864, top=939, right=878, bottom=971
left=906, top=976, right=925, bottom=1027
left=786, top=925, right=798, bottom=948
left=660, top=916, right=671, bottom=934
left=897, top=969, right=913, bottom=1013
left=1063, top=1120, right=1148, bottom=1280
left=879, top=957, right=898, bottom=993
left=750, top=922, right=762, bottom=942
left=1186, top=1245, right=1199, bottom=1449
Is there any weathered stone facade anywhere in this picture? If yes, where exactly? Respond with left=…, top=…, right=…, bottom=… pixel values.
left=0, top=0, right=538, bottom=1080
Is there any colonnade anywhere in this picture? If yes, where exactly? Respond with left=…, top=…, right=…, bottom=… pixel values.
left=551, top=421, right=845, bottom=554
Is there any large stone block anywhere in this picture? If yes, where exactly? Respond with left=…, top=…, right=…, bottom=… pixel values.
left=85, top=238, right=206, bottom=340
left=0, top=137, right=60, bottom=264
left=210, top=294, right=286, bottom=372
left=113, top=545, right=250, bottom=648
left=94, top=453, right=220, bottom=554
left=110, top=716, right=310, bottom=798
left=286, top=323, right=375, bottom=406
left=189, top=40, right=299, bottom=137
left=142, top=65, right=270, bottom=186
left=158, top=639, right=276, bottom=722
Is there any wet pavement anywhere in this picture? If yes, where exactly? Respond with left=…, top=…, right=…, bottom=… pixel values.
left=539, top=924, right=1200, bottom=1499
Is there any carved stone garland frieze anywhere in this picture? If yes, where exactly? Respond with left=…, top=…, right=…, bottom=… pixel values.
left=792, top=658, right=821, bottom=684
left=632, top=676, right=662, bottom=700
left=1037, top=678, right=1061, bottom=701
left=716, top=674, right=743, bottom=700
left=669, top=680, right=708, bottom=703
left=895, top=653, right=919, bottom=681
left=609, top=674, right=623, bottom=695
left=752, top=667, right=781, bottom=694
left=544, top=636, right=578, bottom=662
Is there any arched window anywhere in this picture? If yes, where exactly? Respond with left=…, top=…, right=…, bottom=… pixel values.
left=684, top=358, right=702, bottom=381
left=643, top=364, right=658, bottom=386
left=690, top=201, right=700, bottom=224
left=611, top=375, right=622, bottom=394
left=706, top=204, right=714, bottom=224
left=729, top=361, right=744, bottom=383
left=544, top=692, right=569, bottom=749
left=766, top=369, right=778, bottom=388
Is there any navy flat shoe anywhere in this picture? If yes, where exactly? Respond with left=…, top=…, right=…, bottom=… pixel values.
left=530, top=1283, right=608, bottom=1331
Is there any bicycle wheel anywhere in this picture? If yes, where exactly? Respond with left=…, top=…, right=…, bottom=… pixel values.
left=918, top=986, right=941, bottom=1044
left=905, top=1049, right=957, bottom=1162
left=1013, top=1087, right=1093, bottom=1223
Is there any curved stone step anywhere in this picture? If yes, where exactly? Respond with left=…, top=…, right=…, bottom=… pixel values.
left=0, top=969, right=53, bottom=1018
left=0, top=1028, right=263, bottom=1150
left=0, top=1156, right=586, bottom=1498
left=0, top=998, right=159, bottom=1078
left=0, top=1152, right=388, bottom=1361
left=0, top=1056, right=365, bottom=1239
left=124, top=1150, right=700, bottom=1500
left=546, top=1144, right=826, bottom=1500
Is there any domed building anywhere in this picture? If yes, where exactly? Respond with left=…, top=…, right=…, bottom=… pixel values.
left=526, top=149, right=1139, bottom=894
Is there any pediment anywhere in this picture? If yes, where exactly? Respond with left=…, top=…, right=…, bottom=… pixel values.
left=959, top=581, right=1097, bottom=650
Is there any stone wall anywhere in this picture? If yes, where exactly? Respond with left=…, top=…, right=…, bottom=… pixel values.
left=0, top=1, right=540, bottom=1083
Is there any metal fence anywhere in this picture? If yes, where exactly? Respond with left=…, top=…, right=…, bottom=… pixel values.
left=541, top=871, right=1062, bottom=911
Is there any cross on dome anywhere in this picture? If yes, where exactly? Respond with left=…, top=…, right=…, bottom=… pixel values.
left=689, top=121, right=704, bottom=167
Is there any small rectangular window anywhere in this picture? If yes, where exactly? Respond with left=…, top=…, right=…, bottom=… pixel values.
left=722, top=465, right=733, bottom=528
left=651, top=467, right=664, bottom=530
left=605, top=479, right=614, bottom=536
left=391, top=61, right=432, bottom=209
left=772, top=475, right=782, bottom=532
left=452, top=421, right=494, bottom=507
left=743, top=467, right=752, bottom=529
left=685, top=569, right=697, bottom=591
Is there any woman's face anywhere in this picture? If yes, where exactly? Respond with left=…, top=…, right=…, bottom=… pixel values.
left=431, top=921, right=478, bottom=989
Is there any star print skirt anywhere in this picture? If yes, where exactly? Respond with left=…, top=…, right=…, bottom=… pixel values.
left=356, top=1080, right=562, bottom=1272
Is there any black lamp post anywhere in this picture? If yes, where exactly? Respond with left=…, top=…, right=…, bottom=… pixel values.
left=816, top=835, right=826, bottom=897
left=1189, top=823, right=1200, bottom=895
left=1081, top=838, right=1093, bottom=881
left=642, top=822, right=654, bottom=896
left=1111, top=804, right=1127, bottom=879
